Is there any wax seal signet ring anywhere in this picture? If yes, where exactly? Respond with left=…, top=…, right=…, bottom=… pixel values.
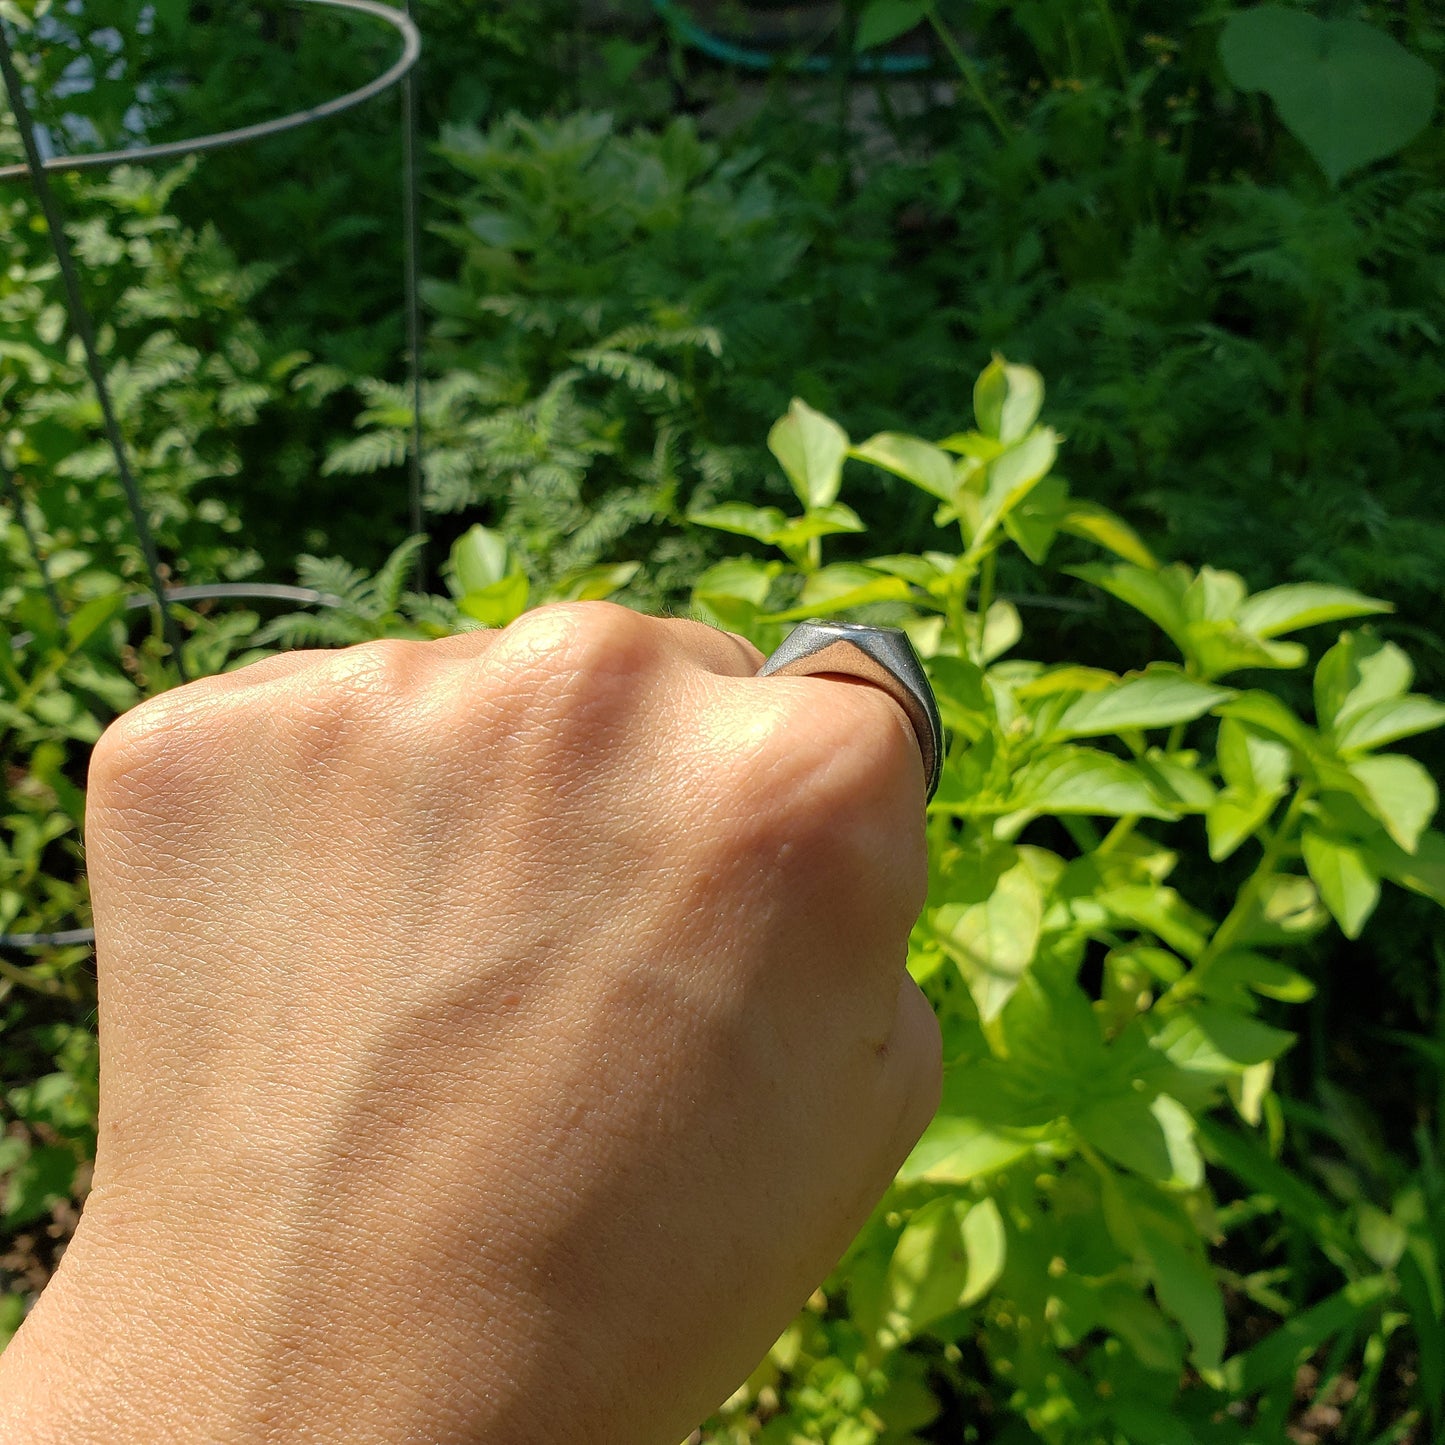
left=759, top=621, right=943, bottom=802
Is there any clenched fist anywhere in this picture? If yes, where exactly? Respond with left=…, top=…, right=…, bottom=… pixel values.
left=0, top=604, right=940, bottom=1444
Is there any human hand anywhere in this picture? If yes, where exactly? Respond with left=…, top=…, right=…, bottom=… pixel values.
left=0, top=604, right=940, bottom=1444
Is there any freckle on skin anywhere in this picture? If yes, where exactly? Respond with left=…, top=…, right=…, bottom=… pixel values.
left=500, top=994, right=522, bottom=1008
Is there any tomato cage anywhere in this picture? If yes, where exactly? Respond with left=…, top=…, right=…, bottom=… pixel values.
left=1, top=1, right=422, bottom=954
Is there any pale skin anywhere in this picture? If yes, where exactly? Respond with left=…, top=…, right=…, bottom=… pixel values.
left=0, top=602, right=941, bottom=1444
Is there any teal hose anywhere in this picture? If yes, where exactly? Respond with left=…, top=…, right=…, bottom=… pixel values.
left=650, top=0, right=934, bottom=74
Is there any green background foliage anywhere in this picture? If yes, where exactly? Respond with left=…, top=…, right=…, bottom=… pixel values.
left=3, top=0, right=1444, bottom=1438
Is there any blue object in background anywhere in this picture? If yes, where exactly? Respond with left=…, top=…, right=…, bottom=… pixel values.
left=650, top=0, right=934, bottom=74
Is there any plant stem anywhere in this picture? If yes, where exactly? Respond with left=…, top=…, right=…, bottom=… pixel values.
left=924, top=5, right=1012, bottom=146
left=1186, top=786, right=1314, bottom=990
left=973, top=550, right=997, bottom=662
left=0, top=955, right=64, bottom=996
left=1092, top=0, right=1130, bottom=93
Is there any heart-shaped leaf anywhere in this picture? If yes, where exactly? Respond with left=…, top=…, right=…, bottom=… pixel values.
left=1220, top=7, right=1438, bottom=186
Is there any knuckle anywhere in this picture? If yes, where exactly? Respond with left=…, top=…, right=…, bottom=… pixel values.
left=493, top=602, right=655, bottom=682
left=481, top=602, right=661, bottom=736
left=265, top=639, right=435, bottom=778
left=87, top=686, right=235, bottom=814
left=750, top=680, right=919, bottom=822
left=301, top=639, right=422, bottom=710
left=713, top=681, right=927, bottom=915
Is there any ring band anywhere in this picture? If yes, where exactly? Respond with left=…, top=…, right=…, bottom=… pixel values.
left=759, top=621, right=943, bottom=801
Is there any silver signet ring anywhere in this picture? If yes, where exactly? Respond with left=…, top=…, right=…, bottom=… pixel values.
left=758, top=621, right=943, bottom=802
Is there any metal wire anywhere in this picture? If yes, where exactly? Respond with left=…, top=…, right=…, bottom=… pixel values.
left=8, top=581, right=344, bottom=653
left=0, top=0, right=421, bottom=181
left=0, top=25, right=191, bottom=677
left=0, top=0, right=427, bottom=639
left=0, top=2, right=427, bottom=953
left=400, top=0, right=426, bottom=590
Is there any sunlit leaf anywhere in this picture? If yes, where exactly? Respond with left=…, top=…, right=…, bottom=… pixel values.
left=1050, top=668, right=1231, bottom=741
left=1349, top=753, right=1437, bottom=852
left=851, top=432, right=957, bottom=501
left=768, top=398, right=849, bottom=510
left=1301, top=826, right=1381, bottom=938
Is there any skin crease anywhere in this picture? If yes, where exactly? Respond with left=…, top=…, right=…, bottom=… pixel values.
left=0, top=603, right=942, bottom=1445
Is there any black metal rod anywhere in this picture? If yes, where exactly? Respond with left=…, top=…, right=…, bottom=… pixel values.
left=0, top=23, right=189, bottom=678
left=401, top=0, right=426, bottom=590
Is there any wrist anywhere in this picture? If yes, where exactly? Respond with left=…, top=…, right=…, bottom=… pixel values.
left=0, top=1190, right=573, bottom=1445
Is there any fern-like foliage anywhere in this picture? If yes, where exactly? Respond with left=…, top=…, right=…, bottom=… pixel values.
left=254, top=536, right=447, bottom=648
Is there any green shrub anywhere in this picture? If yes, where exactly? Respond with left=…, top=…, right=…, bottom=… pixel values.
left=681, top=357, right=1445, bottom=1442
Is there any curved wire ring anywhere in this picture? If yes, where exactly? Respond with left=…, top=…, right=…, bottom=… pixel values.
left=0, top=0, right=421, bottom=182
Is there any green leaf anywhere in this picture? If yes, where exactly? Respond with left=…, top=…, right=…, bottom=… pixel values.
left=1074, top=562, right=1188, bottom=648
left=1368, top=829, right=1445, bottom=909
left=1301, top=827, right=1381, bottom=939
left=1199, top=1116, right=1354, bottom=1257
left=884, top=1196, right=1005, bottom=1337
left=1349, top=754, right=1437, bottom=852
left=973, top=355, right=1045, bottom=445
left=3, top=1144, right=76, bottom=1228
left=1224, top=1277, right=1392, bottom=1393
left=1334, top=694, right=1445, bottom=755
left=959, top=1198, right=1007, bottom=1306
left=899, top=1113, right=1042, bottom=1184
left=0, top=1294, right=23, bottom=1350
left=1098, top=884, right=1212, bottom=961
left=977, top=600, right=1022, bottom=664
left=1208, top=718, right=1290, bottom=859
left=768, top=398, right=849, bottom=510
left=1241, top=873, right=1330, bottom=946
left=932, top=846, right=1047, bottom=1022
left=550, top=562, right=640, bottom=603
left=1149, top=1002, right=1295, bottom=1076
left=1219, top=7, right=1438, bottom=186
left=1214, top=692, right=1319, bottom=758
left=1141, top=1217, right=1224, bottom=1372
left=1196, top=951, right=1316, bottom=1007
left=450, top=524, right=511, bottom=593
left=927, top=651, right=989, bottom=711
left=766, top=574, right=912, bottom=623
left=975, top=427, right=1059, bottom=542
left=1217, top=717, right=1291, bottom=795
left=457, top=572, right=529, bottom=628
left=855, top=0, right=928, bottom=52
left=852, top=432, right=957, bottom=501
left=1057, top=500, right=1157, bottom=568
left=1235, top=584, right=1391, bottom=640
left=1110, top=1404, right=1201, bottom=1445
left=1075, top=1092, right=1202, bottom=1188
left=686, top=502, right=789, bottom=544
left=771, top=503, right=867, bottom=552
left=63, top=592, right=127, bottom=652
left=1002, top=474, right=1067, bottom=565
left=1316, top=633, right=1413, bottom=733
left=1134, top=752, right=1217, bottom=814
left=691, top=558, right=781, bottom=633
left=1002, top=747, right=1181, bottom=831
left=1051, top=668, right=1232, bottom=741
left=1106, top=1180, right=1225, bottom=1371
left=1207, top=787, right=1279, bottom=862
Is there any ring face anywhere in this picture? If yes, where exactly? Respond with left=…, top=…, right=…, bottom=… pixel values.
left=759, top=621, right=944, bottom=802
